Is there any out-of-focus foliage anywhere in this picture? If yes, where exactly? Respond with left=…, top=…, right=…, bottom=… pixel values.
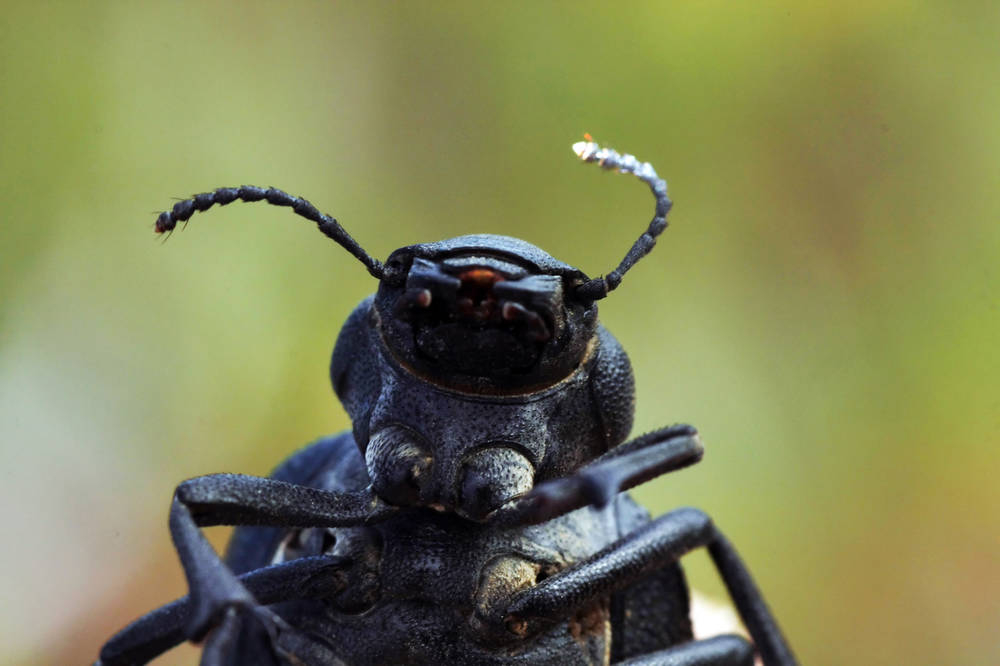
left=1, top=2, right=997, bottom=664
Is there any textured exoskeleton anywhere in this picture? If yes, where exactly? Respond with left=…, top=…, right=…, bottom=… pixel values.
left=97, top=141, right=797, bottom=666
left=331, top=235, right=636, bottom=521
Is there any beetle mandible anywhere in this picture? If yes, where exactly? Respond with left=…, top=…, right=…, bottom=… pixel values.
left=97, top=140, right=797, bottom=665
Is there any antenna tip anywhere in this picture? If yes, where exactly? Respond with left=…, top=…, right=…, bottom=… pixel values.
left=572, top=140, right=599, bottom=160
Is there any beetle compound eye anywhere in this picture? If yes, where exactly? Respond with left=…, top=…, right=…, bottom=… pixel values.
left=365, top=426, right=433, bottom=507
left=459, top=447, right=534, bottom=521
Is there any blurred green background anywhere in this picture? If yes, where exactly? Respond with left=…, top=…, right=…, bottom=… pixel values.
left=1, top=2, right=997, bottom=664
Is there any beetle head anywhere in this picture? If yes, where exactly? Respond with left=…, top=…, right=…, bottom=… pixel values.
left=373, top=235, right=598, bottom=391
left=154, top=139, right=667, bottom=518
left=363, top=136, right=673, bottom=392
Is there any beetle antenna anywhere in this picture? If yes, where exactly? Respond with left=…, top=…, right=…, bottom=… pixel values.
left=154, top=185, right=385, bottom=280
left=571, top=139, right=672, bottom=301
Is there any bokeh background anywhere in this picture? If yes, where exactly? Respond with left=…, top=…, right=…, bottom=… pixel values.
left=2, top=2, right=998, bottom=664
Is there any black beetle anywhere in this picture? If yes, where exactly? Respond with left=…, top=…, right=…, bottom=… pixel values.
left=97, top=140, right=797, bottom=665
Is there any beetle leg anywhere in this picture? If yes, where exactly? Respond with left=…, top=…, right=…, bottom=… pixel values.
left=490, top=507, right=797, bottom=666
left=495, top=424, right=703, bottom=526
left=198, top=604, right=287, bottom=666
left=613, top=634, right=754, bottom=665
left=198, top=604, right=344, bottom=666
left=98, top=556, right=349, bottom=666
left=170, top=496, right=261, bottom=640
left=100, top=474, right=396, bottom=665
left=167, top=475, right=396, bottom=638
left=174, top=473, right=397, bottom=529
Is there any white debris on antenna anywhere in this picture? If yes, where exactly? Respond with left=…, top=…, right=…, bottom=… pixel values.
left=571, top=138, right=660, bottom=185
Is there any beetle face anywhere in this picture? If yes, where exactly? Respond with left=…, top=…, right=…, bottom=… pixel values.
left=394, top=254, right=562, bottom=373
left=375, top=235, right=598, bottom=392
left=330, top=236, right=630, bottom=520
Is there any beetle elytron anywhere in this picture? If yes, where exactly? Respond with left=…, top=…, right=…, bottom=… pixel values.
left=97, top=140, right=797, bottom=665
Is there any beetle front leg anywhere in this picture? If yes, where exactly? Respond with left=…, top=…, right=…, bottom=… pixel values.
left=170, top=496, right=275, bottom=643
left=99, top=555, right=349, bottom=666
left=496, top=424, right=703, bottom=526
left=198, top=604, right=344, bottom=666
left=175, top=473, right=397, bottom=528
left=108, top=473, right=393, bottom=664
left=488, top=507, right=797, bottom=666
left=168, top=475, right=395, bottom=638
